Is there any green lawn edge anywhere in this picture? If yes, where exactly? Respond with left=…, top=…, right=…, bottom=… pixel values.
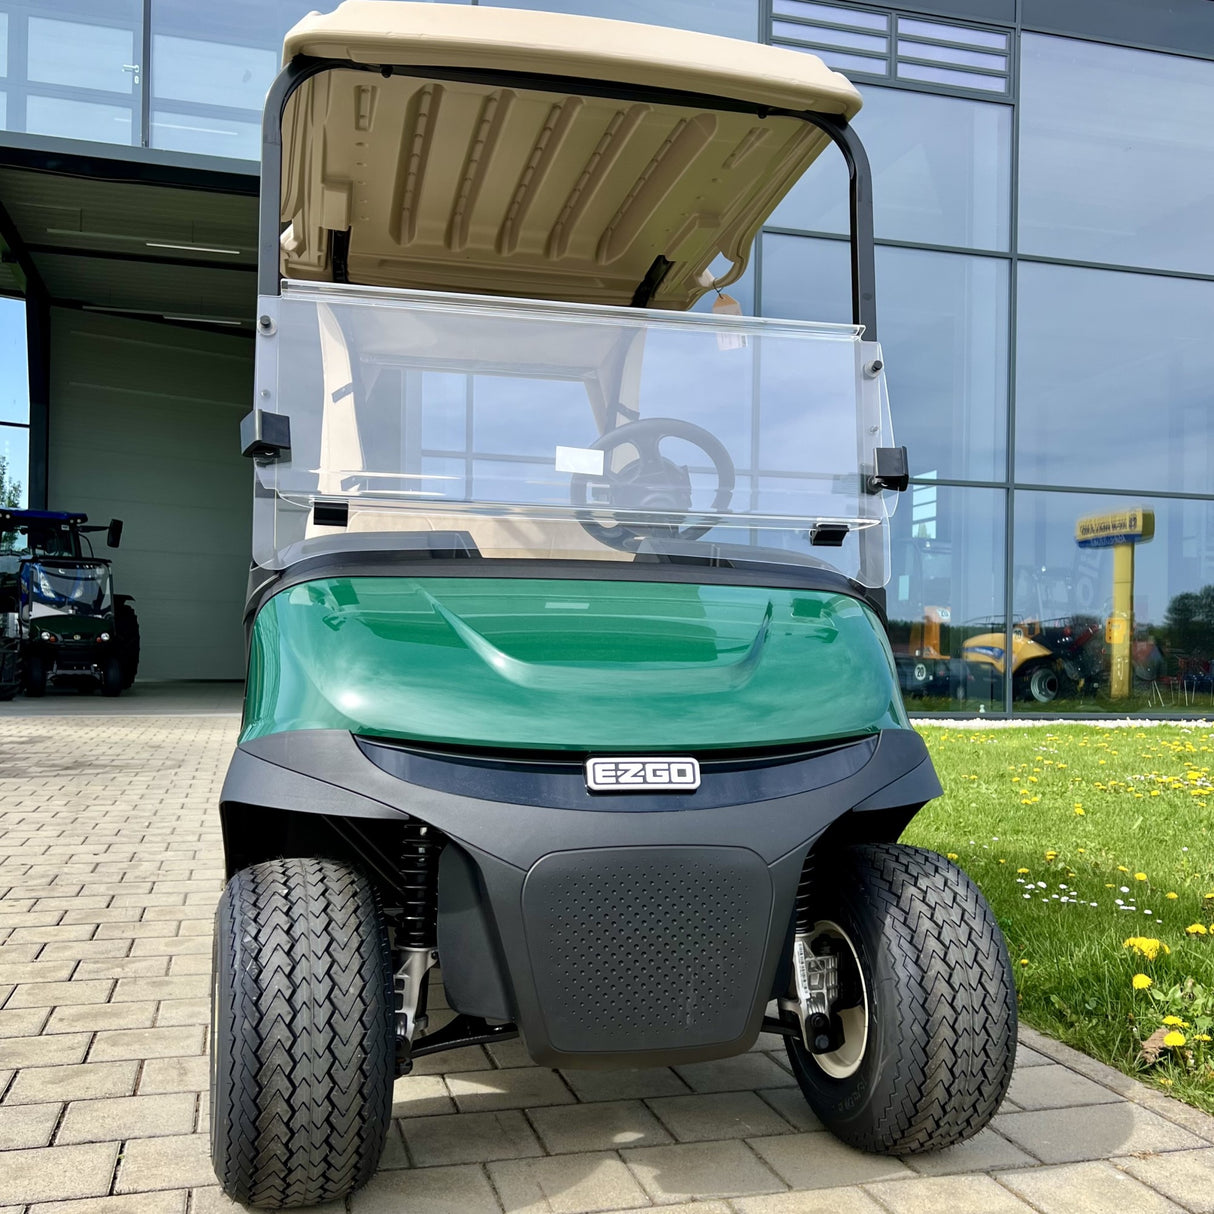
left=902, top=721, right=1214, bottom=1115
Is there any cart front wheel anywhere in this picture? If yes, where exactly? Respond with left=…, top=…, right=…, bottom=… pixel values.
left=210, top=857, right=395, bottom=1208
left=786, top=843, right=1015, bottom=1155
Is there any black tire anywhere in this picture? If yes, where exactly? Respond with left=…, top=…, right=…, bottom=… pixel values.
left=115, top=601, right=140, bottom=689
left=1015, top=661, right=1059, bottom=703
left=786, top=843, right=1016, bottom=1155
left=23, top=652, right=46, bottom=698
left=100, top=655, right=122, bottom=697
left=210, top=858, right=395, bottom=1208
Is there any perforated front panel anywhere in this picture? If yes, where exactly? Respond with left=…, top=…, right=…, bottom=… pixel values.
left=522, top=846, right=772, bottom=1054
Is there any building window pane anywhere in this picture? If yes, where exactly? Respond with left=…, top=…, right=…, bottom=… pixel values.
left=888, top=484, right=1006, bottom=710
left=488, top=0, right=759, bottom=41
left=1015, top=263, right=1214, bottom=496
left=151, top=110, right=260, bottom=159
left=0, top=12, right=9, bottom=79
left=761, top=235, right=1008, bottom=483
left=151, top=35, right=276, bottom=111
left=895, top=41, right=1005, bottom=72
left=27, top=17, right=135, bottom=94
left=773, top=23, right=888, bottom=53
left=771, top=85, right=1010, bottom=251
left=897, top=17, right=1007, bottom=49
left=1013, top=491, right=1214, bottom=714
left=25, top=94, right=133, bottom=145
left=772, top=1, right=890, bottom=32
left=895, top=62, right=1005, bottom=91
left=0, top=299, right=28, bottom=426
left=0, top=426, right=29, bottom=509
left=1019, top=34, right=1214, bottom=273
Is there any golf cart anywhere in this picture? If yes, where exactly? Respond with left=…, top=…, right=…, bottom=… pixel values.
left=212, top=5, right=1016, bottom=1206
left=0, top=508, right=140, bottom=696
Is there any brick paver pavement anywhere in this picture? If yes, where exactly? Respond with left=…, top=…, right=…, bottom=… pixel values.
left=2, top=711, right=1213, bottom=1213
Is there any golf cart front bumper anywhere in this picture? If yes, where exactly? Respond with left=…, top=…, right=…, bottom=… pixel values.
left=221, top=728, right=939, bottom=1069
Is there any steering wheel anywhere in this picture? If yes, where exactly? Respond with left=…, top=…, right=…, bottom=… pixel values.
left=569, top=417, right=735, bottom=550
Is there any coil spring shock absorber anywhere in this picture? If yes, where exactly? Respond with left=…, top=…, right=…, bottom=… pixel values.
left=783, top=852, right=840, bottom=1053
left=394, top=819, right=444, bottom=1066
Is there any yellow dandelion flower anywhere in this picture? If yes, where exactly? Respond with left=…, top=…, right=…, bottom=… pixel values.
left=1045, top=850, right=1058, bottom=860
left=946, top=852, right=959, bottom=860
left=1166, top=892, right=1179, bottom=900
left=1159, top=1077, right=1174, bottom=1086
left=1132, top=974, right=1152, bottom=990
left=1162, top=1016, right=1189, bottom=1027
left=1074, top=808, right=1085, bottom=816
left=1194, top=1034, right=1212, bottom=1043
left=1185, top=923, right=1209, bottom=936
left=1164, top=1030, right=1186, bottom=1048
left=1135, top=873, right=1148, bottom=881
left=1077, top=848, right=1086, bottom=854
left=1118, top=866, right=1130, bottom=872
left=1017, top=868, right=1030, bottom=874
left=1123, top=937, right=1170, bottom=961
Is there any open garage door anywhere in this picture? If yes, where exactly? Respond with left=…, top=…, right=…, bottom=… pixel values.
left=0, top=139, right=258, bottom=680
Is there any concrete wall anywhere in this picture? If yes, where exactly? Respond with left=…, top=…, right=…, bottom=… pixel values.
left=48, top=309, right=253, bottom=681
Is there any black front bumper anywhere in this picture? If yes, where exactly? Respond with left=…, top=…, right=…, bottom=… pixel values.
left=221, top=728, right=940, bottom=1068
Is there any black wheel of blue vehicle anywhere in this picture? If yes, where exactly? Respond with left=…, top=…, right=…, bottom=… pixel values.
left=210, top=857, right=395, bottom=1208
left=786, top=843, right=1015, bottom=1155
left=100, top=655, right=123, bottom=697
left=23, top=652, right=46, bottom=698
left=116, top=601, right=139, bottom=689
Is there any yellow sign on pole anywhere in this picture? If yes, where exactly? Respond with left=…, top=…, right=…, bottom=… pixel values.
left=1074, top=509, right=1155, bottom=700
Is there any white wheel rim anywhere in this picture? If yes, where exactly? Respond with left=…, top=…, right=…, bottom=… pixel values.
left=807, top=919, right=869, bottom=1080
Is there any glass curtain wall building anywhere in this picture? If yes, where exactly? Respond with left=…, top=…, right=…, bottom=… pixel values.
left=2, top=0, right=1213, bottom=714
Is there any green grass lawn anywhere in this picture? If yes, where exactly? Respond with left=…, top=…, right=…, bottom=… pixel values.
left=903, top=722, right=1214, bottom=1113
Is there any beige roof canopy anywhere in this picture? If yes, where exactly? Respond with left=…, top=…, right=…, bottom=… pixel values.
left=278, top=2, right=862, bottom=309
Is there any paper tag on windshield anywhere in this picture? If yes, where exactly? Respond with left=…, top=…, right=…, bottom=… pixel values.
left=555, top=445, right=605, bottom=476
left=713, top=293, right=747, bottom=351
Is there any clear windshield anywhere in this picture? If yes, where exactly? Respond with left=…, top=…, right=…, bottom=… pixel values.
left=253, top=283, right=894, bottom=584
left=21, top=561, right=113, bottom=620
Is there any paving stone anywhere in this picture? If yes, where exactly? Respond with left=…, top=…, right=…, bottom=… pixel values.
left=863, top=1174, right=1035, bottom=1213
left=1006, top=1063, right=1123, bottom=1111
left=622, top=1138, right=784, bottom=1202
left=154, top=998, right=209, bottom=1027
left=560, top=1066, right=690, bottom=1103
left=486, top=1036, right=538, bottom=1069
left=491, top=1151, right=652, bottom=1213
left=407, top=1041, right=491, bottom=1075
left=45, top=1002, right=158, bottom=1034
left=31, top=1193, right=188, bottom=1214
left=1115, top=1146, right=1214, bottom=1213
left=89, top=1025, right=206, bottom=1062
left=6, top=1060, right=139, bottom=1104
left=110, top=975, right=208, bottom=1002
left=0, top=1005, right=51, bottom=1037
left=39, top=939, right=133, bottom=962
left=391, top=1073, right=457, bottom=1118
left=446, top=1065, right=576, bottom=1112
left=647, top=1090, right=795, bottom=1142
left=529, top=1099, right=672, bottom=1154
left=0, top=960, right=78, bottom=984
left=993, top=1102, right=1207, bottom=1164
left=673, top=1054, right=797, bottom=1093
left=116, top=1132, right=215, bottom=1192
left=77, top=956, right=169, bottom=980
left=998, top=1160, right=1188, bottom=1213
left=747, top=1131, right=915, bottom=1189
left=1014, top=1043, right=1052, bottom=1068
left=352, top=1163, right=501, bottom=1214
left=0, top=943, right=43, bottom=962
left=731, top=1193, right=886, bottom=1214
left=0, top=1031, right=91, bottom=1068
left=57, top=1092, right=198, bottom=1144
left=755, top=1088, right=824, bottom=1133
left=6, top=979, right=115, bottom=1008
left=0, top=1101, right=62, bottom=1149
left=2, top=1141, right=120, bottom=1203
left=901, top=1126, right=1038, bottom=1175
left=92, top=921, right=174, bottom=940
left=402, top=1108, right=543, bottom=1165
